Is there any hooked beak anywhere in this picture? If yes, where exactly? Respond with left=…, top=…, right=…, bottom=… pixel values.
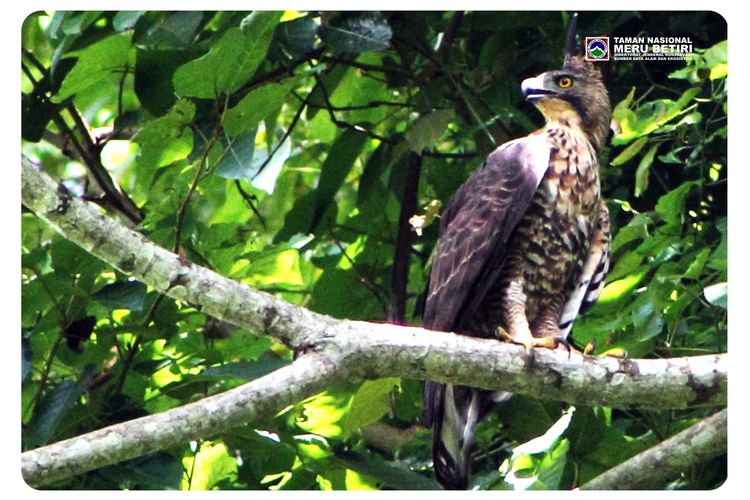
left=521, top=75, right=558, bottom=102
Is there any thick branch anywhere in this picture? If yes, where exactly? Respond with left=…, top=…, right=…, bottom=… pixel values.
left=581, top=408, right=727, bottom=490
left=22, top=156, right=726, bottom=409
left=22, top=354, right=339, bottom=487
left=21, top=157, right=727, bottom=486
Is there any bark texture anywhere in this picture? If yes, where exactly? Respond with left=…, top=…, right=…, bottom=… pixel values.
left=581, top=408, right=728, bottom=490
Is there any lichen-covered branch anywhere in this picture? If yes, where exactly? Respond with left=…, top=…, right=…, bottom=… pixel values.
left=581, top=408, right=728, bottom=490
left=22, top=354, right=339, bottom=487
left=21, top=157, right=728, bottom=486
left=21, top=156, right=333, bottom=352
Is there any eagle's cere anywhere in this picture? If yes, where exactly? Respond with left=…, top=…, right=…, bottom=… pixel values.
left=422, top=15, right=612, bottom=490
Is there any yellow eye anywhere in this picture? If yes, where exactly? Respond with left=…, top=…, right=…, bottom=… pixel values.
left=557, top=76, right=573, bottom=89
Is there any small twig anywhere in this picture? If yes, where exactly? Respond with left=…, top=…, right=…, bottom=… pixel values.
left=23, top=335, right=65, bottom=420
left=320, top=54, right=413, bottom=78
left=414, top=11, right=464, bottom=84
left=23, top=50, right=143, bottom=224
left=302, top=98, right=412, bottom=112
left=327, top=221, right=390, bottom=315
left=253, top=93, right=308, bottom=180
left=233, top=180, right=267, bottom=230
left=174, top=133, right=220, bottom=253
left=110, top=294, right=166, bottom=396
left=312, top=73, right=396, bottom=145
left=116, top=63, right=129, bottom=117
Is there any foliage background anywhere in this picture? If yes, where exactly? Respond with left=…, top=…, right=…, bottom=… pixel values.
left=21, top=11, right=726, bottom=490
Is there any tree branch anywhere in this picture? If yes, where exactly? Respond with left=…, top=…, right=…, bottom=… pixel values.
left=581, top=408, right=727, bottom=490
left=388, top=152, right=422, bottom=323
left=22, top=353, right=340, bottom=487
left=21, top=157, right=727, bottom=486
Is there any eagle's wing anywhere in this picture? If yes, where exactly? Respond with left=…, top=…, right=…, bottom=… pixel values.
left=422, top=134, right=551, bottom=334
left=422, top=134, right=550, bottom=489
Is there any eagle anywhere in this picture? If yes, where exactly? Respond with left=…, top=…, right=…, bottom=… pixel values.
left=422, top=15, right=612, bottom=490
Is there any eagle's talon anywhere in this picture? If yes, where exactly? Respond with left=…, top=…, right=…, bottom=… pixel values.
left=582, top=339, right=596, bottom=356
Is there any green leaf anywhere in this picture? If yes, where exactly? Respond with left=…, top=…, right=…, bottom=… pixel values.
left=612, top=88, right=701, bottom=145
left=173, top=13, right=281, bottom=98
left=512, top=407, right=574, bottom=457
left=252, top=134, right=292, bottom=194
left=655, top=181, right=697, bottom=225
left=405, top=109, right=455, bottom=153
left=243, top=247, right=304, bottom=287
left=99, top=453, right=184, bottom=490
left=309, top=129, right=368, bottom=233
left=50, top=237, right=105, bottom=277
left=136, top=11, right=204, bottom=48
left=22, top=91, right=54, bottom=142
left=703, top=40, right=727, bottom=68
left=684, top=248, right=711, bottom=279
left=271, top=15, right=319, bottom=60
left=611, top=87, right=635, bottom=118
left=215, top=130, right=257, bottom=179
left=634, top=144, right=658, bottom=197
left=611, top=136, right=648, bottom=166
left=710, top=63, right=727, bottom=80
left=336, top=450, right=439, bottom=490
left=222, top=79, right=298, bottom=136
left=198, top=355, right=290, bottom=381
left=181, top=441, right=237, bottom=490
left=307, top=64, right=349, bottom=120
left=535, top=439, right=569, bottom=490
left=134, top=48, right=201, bottom=116
left=92, top=281, right=148, bottom=311
left=227, top=431, right=297, bottom=479
left=113, top=11, right=145, bottom=32
left=296, top=384, right=356, bottom=438
left=49, top=11, right=101, bottom=41
left=22, top=337, right=32, bottom=382
left=133, top=99, right=195, bottom=168
left=219, top=330, right=272, bottom=361
left=54, top=32, right=132, bottom=102
left=27, top=366, right=94, bottom=446
left=342, top=378, right=399, bottom=438
left=319, top=16, right=392, bottom=54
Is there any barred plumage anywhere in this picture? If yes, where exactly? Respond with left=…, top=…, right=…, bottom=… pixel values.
left=422, top=15, right=611, bottom=490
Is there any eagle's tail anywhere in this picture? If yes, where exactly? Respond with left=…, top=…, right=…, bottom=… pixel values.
left=424, top=382, right=510, bottom=489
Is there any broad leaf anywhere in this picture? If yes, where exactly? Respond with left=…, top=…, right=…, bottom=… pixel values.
left=222, top=79, right=298, bottom=136
left=173, top=13, right=281, bottom=98
left=92, top=280, right=148, bottom=311
left=309, top=128, right=369, bottom=233
left=319, top=16, right=392, bottom=54
left=405, top=109, right=455, bottom=153
left=54, top=32, right=132, bottom=102
left=27, top=366, right=95, bottom=446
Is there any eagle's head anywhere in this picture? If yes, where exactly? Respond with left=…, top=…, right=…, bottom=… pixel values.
left=521, top=22, right=611, bottom=152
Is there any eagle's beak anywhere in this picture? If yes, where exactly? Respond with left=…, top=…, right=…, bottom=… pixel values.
left=521, top=75, right=558, bottom=102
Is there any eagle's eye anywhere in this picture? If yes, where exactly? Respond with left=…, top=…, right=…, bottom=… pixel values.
left=556, top=76, right=574, bottom=89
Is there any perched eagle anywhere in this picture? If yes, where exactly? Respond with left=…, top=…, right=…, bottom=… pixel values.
left=422, top=16, right=612, bottom=490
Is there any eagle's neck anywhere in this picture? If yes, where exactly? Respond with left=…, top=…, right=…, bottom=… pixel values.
left=541, top=120, right=601, bottom=214
left=536, top=103, right=608, bottom=153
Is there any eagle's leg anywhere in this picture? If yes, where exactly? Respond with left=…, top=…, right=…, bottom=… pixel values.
left=531, top=313, right=573, bottom=354
left=497, top=279, right=536, bottom=351
left=498, top=282, right=573, bottom=353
